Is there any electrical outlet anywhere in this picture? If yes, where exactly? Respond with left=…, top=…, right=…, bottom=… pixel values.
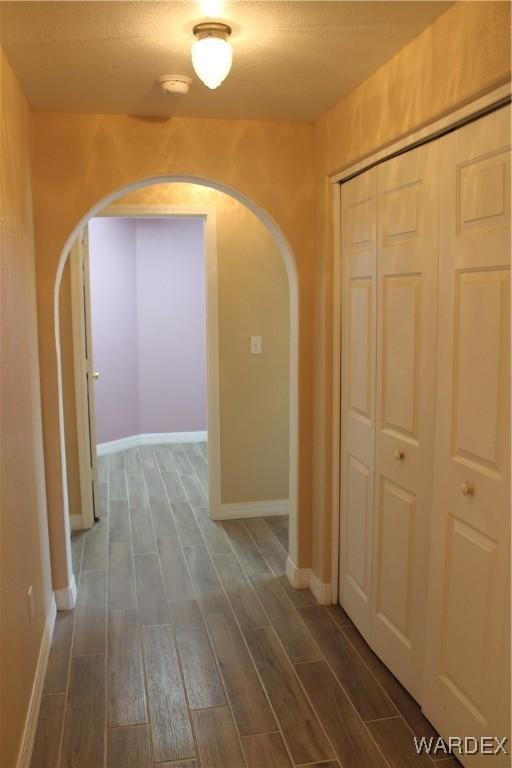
left=27, top=586, right=34, bottom=624
left=250, top=336, right=262, bottom=355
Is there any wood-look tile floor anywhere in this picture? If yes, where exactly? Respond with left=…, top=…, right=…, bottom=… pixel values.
left=31, top=442, right=451, bottom=768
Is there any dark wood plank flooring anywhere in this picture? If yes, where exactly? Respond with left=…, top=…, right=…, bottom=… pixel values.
left=31, top=442, right=446, bottom=768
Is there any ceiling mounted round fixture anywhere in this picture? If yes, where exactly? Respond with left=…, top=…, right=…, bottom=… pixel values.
left=159, top=75, right=192, bottom=95
left=192, top=22, right=232, bottom=90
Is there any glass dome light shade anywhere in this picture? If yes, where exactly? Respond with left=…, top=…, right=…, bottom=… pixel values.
left=192, top=34, right=232, bottom=89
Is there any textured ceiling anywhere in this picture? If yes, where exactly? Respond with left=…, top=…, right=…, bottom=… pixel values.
left=0, top=1, right=452, bottom=123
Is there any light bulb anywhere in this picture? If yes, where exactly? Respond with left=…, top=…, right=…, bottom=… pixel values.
left=192, top=23, right=233, bottom=90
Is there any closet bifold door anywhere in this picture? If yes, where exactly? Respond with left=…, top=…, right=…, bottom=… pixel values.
left=371, top=142, right=439, bottom=701
left=422, top=105, right=511, bottom=766
left=339, top=169, right=377, bottom=639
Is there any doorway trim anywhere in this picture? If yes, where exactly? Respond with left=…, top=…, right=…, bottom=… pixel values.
left=330, top=82, right=511, bottom=604
left=70, top=202, right=222, bottom=523
left=55, top=174, right=299, bottom=607
left=69, top=231, right=97, bottom=531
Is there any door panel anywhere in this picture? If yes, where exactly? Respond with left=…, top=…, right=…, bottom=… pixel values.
left=380, top=274, right=421, bottom=439
left=340, top=170, right=377, bottom=638
left=345, top=456, right=371, bottom=600
left=441, top=518, right=498, bottom=715
left=452, top=269, right=508, bottom=475
left=458, top=151, right=510, bottom=234
left=375, top=477, right=415, bottom=644
left=422, top=105, right=510, bottom=766
left=371, top=141, right=438, bottom=699
left=349, top=278, right=373, bottom=419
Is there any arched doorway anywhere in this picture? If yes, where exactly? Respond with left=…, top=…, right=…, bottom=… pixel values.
left=54, top=175, right=299, bottom=604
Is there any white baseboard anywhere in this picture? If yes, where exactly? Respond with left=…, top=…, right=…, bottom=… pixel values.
left=97, top=434, right=140, bottom=454
left=139, top=431, right=207, bottom=446
left=309, top=571, right=333, bottom=604
left=97, top=431, right=207, bottom=455
left=70, top=514, right=83, bottom=531
left=285, top=557, right=333, bottom=604
left=217, top=499, right=289, bottom=520
left=55, top=574, right=77, bottom=610
left=16, top=594, right=57, bottom=768
left=286, top=556, right=311, bottom=588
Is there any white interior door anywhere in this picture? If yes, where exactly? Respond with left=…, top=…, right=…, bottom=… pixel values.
left=422, top=105, right=511, bottom=765
left=339, top=170, right=377, bottom=639
left=370, top=142, right=439, bottom=700
left=71, top=226, right=99, bottom=528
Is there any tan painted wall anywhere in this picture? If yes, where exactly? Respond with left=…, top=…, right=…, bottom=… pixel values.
left=61, top=183, right=290, bottom=510
left=30, top=114, right=315, bottom=590
left=311, top=0, right=512, bottom=581
left=0, top=51, right=53, bottom=767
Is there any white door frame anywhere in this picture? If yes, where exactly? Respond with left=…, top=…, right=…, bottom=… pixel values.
left=73, top=203, right=222, bottom=521
left=69, top=232, right=97, bottom=530
left=330, top=82, right=512, bottom=604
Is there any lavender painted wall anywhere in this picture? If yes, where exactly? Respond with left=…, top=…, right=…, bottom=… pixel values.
left=88, top=216, right=206, bottom=444
left=89, top=218, right=139, bottom=444
left=136, top=218, right=207, bottom=434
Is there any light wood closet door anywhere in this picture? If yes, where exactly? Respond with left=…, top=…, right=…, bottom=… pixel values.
left=423, top=105, right=511, bottom=764
left=339, top=170, right=377, bottom=639
left=371, top=143, right=438, bottom=700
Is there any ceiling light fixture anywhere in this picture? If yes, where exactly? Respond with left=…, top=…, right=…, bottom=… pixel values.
left=192, top=22, right=232, bottom=90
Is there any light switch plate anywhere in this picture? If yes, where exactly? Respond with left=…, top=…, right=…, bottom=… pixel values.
left=250, top=336, right=262, bottom=354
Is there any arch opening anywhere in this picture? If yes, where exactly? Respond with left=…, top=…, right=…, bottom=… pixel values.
left=54, top=174, right=299, bottom=596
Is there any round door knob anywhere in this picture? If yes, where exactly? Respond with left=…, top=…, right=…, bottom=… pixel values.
left=92, top=371, right=100, bottom=380
left=460, top=481, right=474, bottom=496
left=394, top=450, right=405, bottom=461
